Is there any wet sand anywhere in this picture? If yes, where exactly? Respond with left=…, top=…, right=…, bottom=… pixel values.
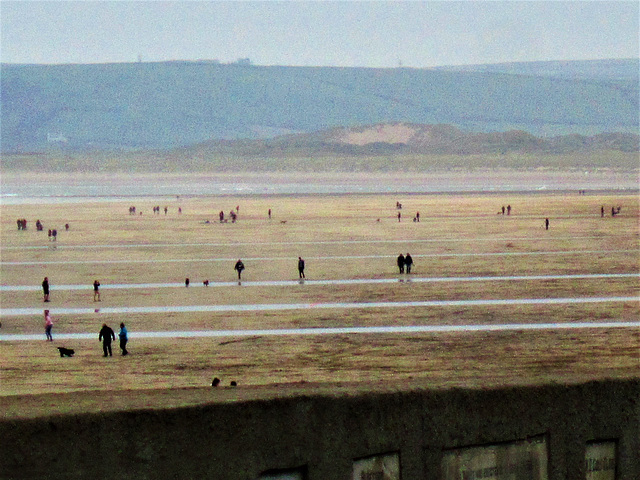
left=0, top=190, right=638, bottom=412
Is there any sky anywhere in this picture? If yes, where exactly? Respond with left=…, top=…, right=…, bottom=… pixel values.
left=1, top=1, right=638, bottom=68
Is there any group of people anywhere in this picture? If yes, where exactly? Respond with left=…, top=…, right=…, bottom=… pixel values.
left=98, top=322, right=128, bottom=356
left=219, top=208, right=239, bottom=223
left=17, top=218, right=69, bottom=238
left=396, top=253, right=414, bottom=274
left=43, top=311, right=129, bottom=357
left=129, top=205, right=182, bottom=215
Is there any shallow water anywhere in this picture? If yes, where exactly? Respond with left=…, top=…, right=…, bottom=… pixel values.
left=2, top=320, right=640, bottom=342
left=3, top=249, right=636, bottom=266
left=2, top=172, right=637, bottom=204
left=1, top=273, right=637, bottom=291
left=1, top=295, right=636, bottom=317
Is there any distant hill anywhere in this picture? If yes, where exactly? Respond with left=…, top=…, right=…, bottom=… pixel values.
left=4, top=123, right=637, bottom=173
left=1, top=59, right=638, bottom=152
left=186, top=123, right=639, bottom=156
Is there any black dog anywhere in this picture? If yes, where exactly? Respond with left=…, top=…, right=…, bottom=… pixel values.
left=57, top=347, right=75, bottom=357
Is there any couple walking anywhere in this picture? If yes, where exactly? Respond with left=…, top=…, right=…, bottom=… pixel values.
left=396, top=253, right=414, bottom=274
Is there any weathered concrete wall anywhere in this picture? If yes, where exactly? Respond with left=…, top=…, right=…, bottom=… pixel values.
left=1, top=379, right=638, bottom=479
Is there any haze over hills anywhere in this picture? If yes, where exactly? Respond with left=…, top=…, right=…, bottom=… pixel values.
left=1, top=59, right=638, bottom=153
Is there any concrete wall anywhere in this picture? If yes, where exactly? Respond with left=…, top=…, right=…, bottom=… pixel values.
left=1, top=379, right=638, bottom=480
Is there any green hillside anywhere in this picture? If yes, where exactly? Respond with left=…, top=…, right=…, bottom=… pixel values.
left=1, top=60, right=638, bottom=152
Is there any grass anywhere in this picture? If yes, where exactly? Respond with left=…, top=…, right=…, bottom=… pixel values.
left=0, top=189, right=638, bottom=415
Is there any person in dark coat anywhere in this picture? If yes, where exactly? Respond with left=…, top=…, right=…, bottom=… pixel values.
left=99, top=323, right=116, bottom=357
left=545, top=218, right=550, bottom=230
left=404, top=253, right=414, bottom=274
left=42, top=277, right=50, bottom=302
left=118, top=323, right=128, bottom=356
left=93, top=280, right=101, bottom=301
left=298, top=257, right=305, bottom=279
left=397, top=254, right=405, bottom=274
left=234, top=259, right=245, bottom=280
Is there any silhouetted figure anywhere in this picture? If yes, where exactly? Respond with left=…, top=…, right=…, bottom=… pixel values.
left=42, top=277, right=50, bottom=302
left=219, top=210, right=225, bottom=222
left=298, top=257, right=305, bottom=279
left=203, top=280, right=209, bottom=286
left=118, top=323, right=128, bottom=355
left=212, top=377, right=221, bottom=387
left=36, top=220, right=43, bottom=231
left=234, top=259, right=245, bottom=280
left=164, top=206, right=168, bottom=215
left=507, top=205, right=511, bottom=215
left=65, top=223, right=69, bottom=231
left=268, top=208, right=272, bottom=219
left=601, top=206, right=604, bottom=218
left=416, top=212, right=420, bottom=222
left=99, top=323, right=115, bottom=357
left=611, top=207, right=616, bottom=217
left=185, top=278, right=190, bottom=287
left=404, top=253, right=414, bottom=274
left=501, top=206, right=505, bottom=215
left=397, top=254, right=405, bottom=274
left=545, top=218, right=550, bottom=230
left=93, top=280, right=101, bottom=301
left=52, top=229, right=57, bottom=241
left=397, top=212, right=401, bottom=222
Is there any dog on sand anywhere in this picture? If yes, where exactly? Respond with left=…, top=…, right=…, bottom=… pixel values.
left=57, top=347, right=75, bottom=357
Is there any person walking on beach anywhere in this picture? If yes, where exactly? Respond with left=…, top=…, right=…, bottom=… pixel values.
left=545, top=218, right=550, bottom=230
left=118, top=323, right=129, bottom=356
left=93, top=280, right=101, bottom=302
left=99, top=323, right=116, bottom=357
left=404, top=253, right=414, bottom=274
left=397, top=254, right=405, bottom=274
left=42, top=277, right=50, bottom=302
left=298, top=257, right=305, bottom=279
left=44, top=310, right=53, bottom=341
left=234, top=259, right=245, bottom=280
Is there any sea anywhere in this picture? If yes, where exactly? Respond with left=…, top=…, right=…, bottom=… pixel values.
left=1, top=171, right=636, bottom=205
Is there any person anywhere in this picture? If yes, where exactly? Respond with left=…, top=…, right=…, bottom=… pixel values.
left=601, top=206, right=604, bottom=218
left=404, top=253, right=414, bottom=274
left=298, top=257, right=305, bottom=279
left=545, top=218, right=550, bottom=230
left=52, top=229, right=57, bottom=241
left=507, top=205, right=511, bottom=215
left=93, top=280, right=101, bottom=302
left=99, top=323, right=116, bottom=357
left=397, top=212, right=401, bottom=222
left=268, top=208, right=272, bottom=219
left=234, top=259, right=245, bottom=280
left=118, top=322, right=128, bottom=356
left=416, top=212, right=420, bottom=222
left=501, top=206, right=505, bottom=215
left=397, top=254, right=405, bottom=274
left=185, top=278, right=190, bottom=287
left=42, top=277, right=50, bottom=302
left=44, top=310, right=53, bottom=341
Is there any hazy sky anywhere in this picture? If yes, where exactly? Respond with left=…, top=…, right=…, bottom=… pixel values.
left=1, top=1, right=638, bottom=67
